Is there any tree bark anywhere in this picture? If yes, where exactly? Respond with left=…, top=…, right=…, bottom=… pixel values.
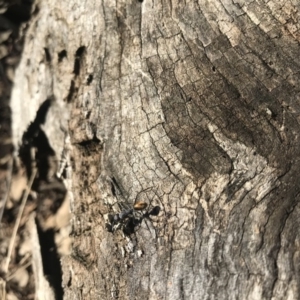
left=11, top=0, right=300, bottom=299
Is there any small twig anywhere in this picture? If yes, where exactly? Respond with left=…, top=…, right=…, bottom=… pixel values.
left=4, top=168, right=37, bottom=274
left=5, top=252, right=31, bottom=282
left=3, top=167, right=37, bottom=274
left=6, top=259, right=32, bottom=282
left=1, top=164, right=37, bottom=300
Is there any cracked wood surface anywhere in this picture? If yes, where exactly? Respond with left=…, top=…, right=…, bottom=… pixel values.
left=11, top=0, right=300, bottom=299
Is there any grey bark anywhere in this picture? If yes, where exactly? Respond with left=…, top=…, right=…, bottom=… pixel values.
left=11, top=0, right=300, bottom=299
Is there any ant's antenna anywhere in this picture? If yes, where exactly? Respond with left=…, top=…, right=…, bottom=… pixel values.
left=134, top=186, right=154, bottom=204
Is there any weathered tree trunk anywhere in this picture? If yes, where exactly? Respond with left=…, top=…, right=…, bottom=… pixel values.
left=11, top=0, right=300, bottom=299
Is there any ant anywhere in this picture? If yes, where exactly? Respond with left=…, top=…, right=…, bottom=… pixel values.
left=105, top=200, right=160, bottom=235
left=105, top=179, right=161, bottom=234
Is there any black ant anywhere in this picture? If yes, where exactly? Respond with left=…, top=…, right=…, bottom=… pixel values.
left=105, top=200, right=160, bottom=235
